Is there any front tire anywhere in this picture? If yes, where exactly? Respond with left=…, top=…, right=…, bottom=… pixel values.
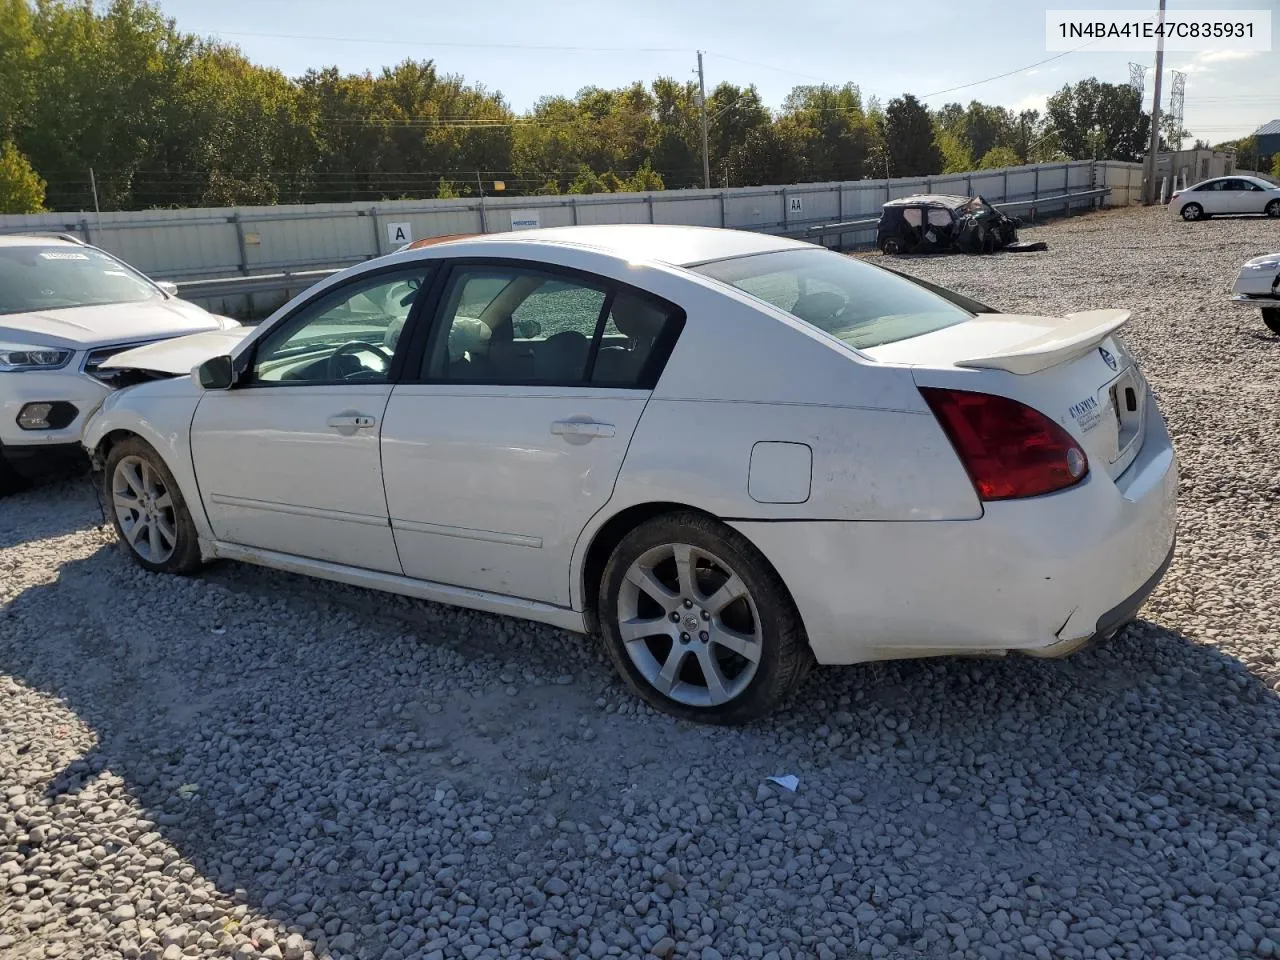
left=598, top=512, right=811, bottom=724
left=104, top=437, right=203, bottom=575
left=1181, top=203, right=1204, bottom=221
left=1264, top=308, right=1280, bottom=334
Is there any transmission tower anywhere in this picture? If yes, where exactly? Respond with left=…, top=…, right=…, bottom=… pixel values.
left=1169, top=71, right=1186, bottom=150
left=1128, top=62, right=1146, bottom=101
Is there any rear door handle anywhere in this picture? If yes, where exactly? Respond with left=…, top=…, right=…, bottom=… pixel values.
left=551, top=419, right=615, bottom=439
left=327, top=413, right=377, bottom=430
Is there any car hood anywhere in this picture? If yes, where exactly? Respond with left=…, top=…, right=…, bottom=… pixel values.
left=96, top=327, right=253, bottom=375
left=0, top=298, right=235, bottom=349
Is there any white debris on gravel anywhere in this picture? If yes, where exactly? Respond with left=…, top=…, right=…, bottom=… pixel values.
left=3, top=205, right=1280, bottom=960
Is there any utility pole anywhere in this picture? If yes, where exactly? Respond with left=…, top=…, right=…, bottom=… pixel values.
left=1142, top=0, right=1167, bottom=205
left=697, top=51, right=710, bottom=190
left=88, top=167, right=102, bottom=230
left=475, top=171, right=488, bottom=233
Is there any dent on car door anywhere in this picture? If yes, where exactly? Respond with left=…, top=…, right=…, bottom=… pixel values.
left=189, top=265, right=433, bottom=572
left=380, top=262, right=685, bottom=605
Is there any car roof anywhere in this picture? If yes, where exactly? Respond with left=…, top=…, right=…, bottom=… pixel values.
left=0, top=233, right=85, bottom=248
left=426, top=224, right=810, bottom=267
left=883, top=194, right=972, bottom=209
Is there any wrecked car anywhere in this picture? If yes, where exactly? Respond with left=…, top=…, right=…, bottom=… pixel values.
left=876, top=194, right=1045, bottom=256
left=1231, top=253, right=1280, bottom=334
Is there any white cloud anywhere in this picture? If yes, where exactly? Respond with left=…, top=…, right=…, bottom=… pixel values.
left=1196, top=49, right=1260, bottom=64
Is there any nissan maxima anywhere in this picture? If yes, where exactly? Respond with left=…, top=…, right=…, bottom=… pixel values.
left=81, top=225, right=1177, bottom=723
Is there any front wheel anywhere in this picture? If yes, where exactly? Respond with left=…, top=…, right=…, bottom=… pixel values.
left=1264, top=308, right=1280, bottom=334
left=880, top=238, right=902, bottom=255
left=104, top=437, right=203, bottom=575
left=1181, top=203, right=1203, bottom=221
left=598, top=512, right=811, bottom=724
left=1266, top=199, right=1280, bottom=219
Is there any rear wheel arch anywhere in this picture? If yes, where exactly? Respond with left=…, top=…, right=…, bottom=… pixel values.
left=578, top=502, right=807, bottom=640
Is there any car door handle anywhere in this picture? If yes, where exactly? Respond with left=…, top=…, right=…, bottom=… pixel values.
left=327, top=413, right=377, bottom=430
left=551, top=419, right=615, bottom=439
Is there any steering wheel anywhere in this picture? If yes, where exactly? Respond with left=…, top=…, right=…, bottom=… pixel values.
left=327, top=340, right=392, bottom=380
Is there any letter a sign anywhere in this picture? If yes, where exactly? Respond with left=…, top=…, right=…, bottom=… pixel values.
left=387, top=222, right=413, bottom=245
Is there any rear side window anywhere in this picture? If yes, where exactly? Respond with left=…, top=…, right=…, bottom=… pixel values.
left=422, top=265, right=683, bottom=389
left=694, top=248, right=970, bottom=349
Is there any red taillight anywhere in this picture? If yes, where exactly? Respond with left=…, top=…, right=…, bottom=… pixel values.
left=919, top=387, right=1089, bottom=501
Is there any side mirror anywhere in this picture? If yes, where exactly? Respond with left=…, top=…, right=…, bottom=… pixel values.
left=197, top=355, right=234, bottom=390
left=514, top=318, right=543, bottom=339
left=156, top=280, right=179, bottom=297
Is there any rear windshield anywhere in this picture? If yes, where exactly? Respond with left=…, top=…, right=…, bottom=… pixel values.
left=0, top=245, right=160, bottom=315
left=692, top=248, right=970, bottom=349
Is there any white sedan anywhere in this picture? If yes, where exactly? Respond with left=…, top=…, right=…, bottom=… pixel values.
left=0, top=233, right=238, bottom=493
left=82, top=225, right=1178, bottom=723
left=1231, top=252, right=1280, bottom=333
left=1169, top=175, right=1280, bottom=221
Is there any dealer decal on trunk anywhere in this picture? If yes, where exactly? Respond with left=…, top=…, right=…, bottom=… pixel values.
left=1069, top=395, right=1103, bottom=433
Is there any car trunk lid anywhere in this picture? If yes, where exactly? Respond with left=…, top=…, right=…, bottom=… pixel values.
left=863, top=309, right=1147, bottom=480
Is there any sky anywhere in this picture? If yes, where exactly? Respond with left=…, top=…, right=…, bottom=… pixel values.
left=154, top=0, right=1280, bottom=147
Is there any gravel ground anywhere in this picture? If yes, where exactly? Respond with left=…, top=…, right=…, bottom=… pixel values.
left=3, top=205, right=1280, bottom=960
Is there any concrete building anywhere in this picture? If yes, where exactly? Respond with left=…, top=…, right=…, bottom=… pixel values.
left=1147, top=147, right=1236, bottom=189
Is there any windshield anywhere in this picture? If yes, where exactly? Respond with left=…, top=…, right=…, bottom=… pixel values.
left=692, top=248, right=971, bottom=349
left=0, top=245, right=161, bottom=315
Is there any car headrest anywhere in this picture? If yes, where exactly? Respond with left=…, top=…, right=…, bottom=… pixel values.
left=611, top=295, right=668, bottom=342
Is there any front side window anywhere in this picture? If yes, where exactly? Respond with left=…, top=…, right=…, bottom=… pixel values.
left=0, top=244, right=161, bottom=315
left=694, top=248, right=971, bottom=350
left=251, top=267, right=431, bottom=384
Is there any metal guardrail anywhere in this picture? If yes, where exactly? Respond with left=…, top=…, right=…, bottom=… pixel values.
left=173, top=268, right=341, bottom=300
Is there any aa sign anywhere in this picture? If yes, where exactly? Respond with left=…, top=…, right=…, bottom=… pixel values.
left=386, top=222, right=413, bottom=245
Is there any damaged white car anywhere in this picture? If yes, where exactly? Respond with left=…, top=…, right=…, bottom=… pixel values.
left=82, top=225, right=1177, bottom=724
left=0, top=233, right=238, bottom=492
left=1231, top=253, right=1280, bottom=333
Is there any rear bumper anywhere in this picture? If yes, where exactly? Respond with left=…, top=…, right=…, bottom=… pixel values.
left=731, top=391, right=1178, bottom=665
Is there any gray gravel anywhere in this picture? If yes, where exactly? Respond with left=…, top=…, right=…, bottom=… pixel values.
left=4, top=205, right=1280, bottom=960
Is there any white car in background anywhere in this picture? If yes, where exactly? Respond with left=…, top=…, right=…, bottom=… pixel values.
left=1169, top=176, right=1280, bottom=221
left=1232, top=252, right=1280, bottom=333
left=0, top=234, right=239, bottom=492
left=81, top=225, right=1177, bottom=723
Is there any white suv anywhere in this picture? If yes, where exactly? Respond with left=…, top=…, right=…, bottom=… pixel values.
left=0, top=234, right=238, bottom=492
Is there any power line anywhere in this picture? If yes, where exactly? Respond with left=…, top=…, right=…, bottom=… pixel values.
left=204, top=29, right=689, bottom=54
left=918, top=41, right=1097, bottom=100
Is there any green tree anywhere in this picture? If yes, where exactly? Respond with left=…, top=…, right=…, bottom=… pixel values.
left=0, top=140, right=45, bottom=213
left=1045, top=78, right=1150, bottom=161
left=1272, top=153, right=1280, bottom=179
left=936, top=130, right=974, bottom=174
left=884, top=94, right=942, bottom=177
left=775, top=83, right=873, bottom=182
left=978, top=146, right=1021, bottom=169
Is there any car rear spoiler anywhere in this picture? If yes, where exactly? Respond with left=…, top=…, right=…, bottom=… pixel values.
left=954, top=309, right=1132, bottom=375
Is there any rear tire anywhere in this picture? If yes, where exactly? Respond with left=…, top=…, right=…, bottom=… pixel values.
left=1181, top=203, right=1203, bottom=221
left=880, top=238, right=902, bottom=255
left=597, top=511, right=811, bottom=725
left=1264, top=308, right=1280, bottom=334
left=1267, top=199, right=1280, bottom=219
left=104, top=437, right=203, bottom=575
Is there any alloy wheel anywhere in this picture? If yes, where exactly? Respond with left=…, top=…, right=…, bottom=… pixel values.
left=616, top=542, right=763, bottom=707
left=112, top=455, right=178, bottom=564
